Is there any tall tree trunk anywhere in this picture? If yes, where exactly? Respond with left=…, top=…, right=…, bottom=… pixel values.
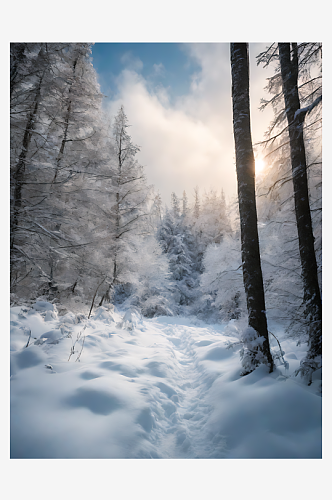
left=52, top=56, right=79, bottom=183
left=230, top=43, right=273, bottom=372
left=11, top=70, right=44, bottom=251
left=10, top=43, right=26, bottom=98
left=278, top=43, right=322, bottom=362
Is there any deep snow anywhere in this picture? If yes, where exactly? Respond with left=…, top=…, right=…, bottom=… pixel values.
left=10, top=301, right=321, bottom=459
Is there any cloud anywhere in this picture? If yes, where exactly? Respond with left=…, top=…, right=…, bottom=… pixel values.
left=120, top=51, right=143, bottom=72
left=105, top=43, right=273, bottom=205
left=152, top=63, right=165, bottom=76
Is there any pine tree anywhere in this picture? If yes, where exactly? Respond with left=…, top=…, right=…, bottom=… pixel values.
left=157, top=201, right=199, bottom=309
left=10, top=43, right=106, bottom=306
left=193, top=186, right=200, bottom=219
left=171, top=192, right=181, bottom=219
left=99, top=105, right=150, bottom=305
left=182, top=190, right=189, bottom=218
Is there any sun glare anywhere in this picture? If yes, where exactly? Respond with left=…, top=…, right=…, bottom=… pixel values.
left=255, top=158, right=265, bottom=174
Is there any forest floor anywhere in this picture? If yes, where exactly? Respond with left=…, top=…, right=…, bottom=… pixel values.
left=10, top=302, right=322, bottom=459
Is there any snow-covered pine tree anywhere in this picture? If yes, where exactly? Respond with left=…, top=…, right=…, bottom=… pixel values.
left=148, top=190, right=163, bottom=230
left=157, top=197, right=200, bottom=310
left=193, top=186, right=200, bottom=220
left=192, top=189, right=231, bottom=246
left=182, top=190, right=189, bottom=219
left=171, top=192, right=181, bottom=219
left=10, top=43, right=66, bottom=297
left=98, top=105, right=151, bottom=306
left=120, top=235, right=173, bottom=317
left=10, top=43, right=107, bottom=308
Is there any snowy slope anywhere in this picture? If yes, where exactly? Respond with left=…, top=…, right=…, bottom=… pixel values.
left=10, top=302, right=321, bottom=459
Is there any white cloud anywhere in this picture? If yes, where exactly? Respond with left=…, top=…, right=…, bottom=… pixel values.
left=106, top=44, right=274, bottom=205
left=120, top=51, right=143, bottom=72
left=152, top=63, right=165, bottom=76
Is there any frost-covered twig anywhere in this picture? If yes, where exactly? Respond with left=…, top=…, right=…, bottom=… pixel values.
left=68, top=324, right=87, bottom=362
left=88, top=275, right=107, bottom=319
left=75, top=335, right=85, bottom=362
left=24, top=327, right=31, bottom=348
left=268, top=330, right=288, bottom=370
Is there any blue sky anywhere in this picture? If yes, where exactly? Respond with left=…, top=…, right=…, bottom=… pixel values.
left=92, top=43, right=201, bottom=103
left=90, top=43, right=274, bottom=205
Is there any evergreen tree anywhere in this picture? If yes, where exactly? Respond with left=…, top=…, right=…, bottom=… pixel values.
left=182, top=190, right=189, bottom=218
left=171, top=192, right=181, bottom=218
left=10, top=43, right=108, bottom=308
left=157, top=200, right=200, bottom=309
left=193, top=186, right=200, bottom=219
left=99, top=105, right=151, bottom=305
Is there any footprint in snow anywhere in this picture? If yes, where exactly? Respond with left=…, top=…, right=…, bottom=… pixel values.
left=136, top=408, right=155, bottom=432
left=203, top=346, right=232, bottom=361
left=169, top=338, right=182, bottom=347
left=64, top=387, right=122, bottom=416
left=196, top=340, right=214, bottom=347
left=79, top=370, right=102, bottom=380
left=157, top=382, right=177, bottom=399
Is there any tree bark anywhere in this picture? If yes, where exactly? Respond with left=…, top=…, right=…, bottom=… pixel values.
left=278, top=43, right=322, bottom=360
left=231, top=43, right=273, bottom=372
left=52, top=56, right=79, bottom=183
left=10, top=43, right=26, bottom=98
left=11, top=70, right=44, bottom=250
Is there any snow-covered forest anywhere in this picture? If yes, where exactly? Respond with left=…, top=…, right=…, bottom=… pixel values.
left=10, top=42, right=322, bottom=461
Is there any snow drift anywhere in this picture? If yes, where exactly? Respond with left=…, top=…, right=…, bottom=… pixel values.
left=10, top=302, right=321, bottom=459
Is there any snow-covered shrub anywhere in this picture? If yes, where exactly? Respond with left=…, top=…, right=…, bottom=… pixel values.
left=295, top=356, right=322, bottom=386
left=141, top=295, right=173, bottom=318
left=32, top=301, right=57, bottom=313
left=91, top=306, right=115, bottom=324
left=239, top=327, right=268, bottom=375
left=117, top=308, right=142, bottom=330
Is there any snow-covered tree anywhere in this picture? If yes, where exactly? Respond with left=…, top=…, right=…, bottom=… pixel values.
left=257, top=42, right=322, bottom=376
left=200, top=234, right=244, bottom=321
left=10, top=43, right=106, bottom=307
left=157, top=202, right=200, bottom=310
left=231, top=42, right=273, bottom=373
left=182, top=190, right=189, bottom=218
left=98, top=105, right=151, bottom=304
left=171, top=192, right=181, bottom=218
left=116, top=235, right=173, bottom=317
left=277, top=43, right=321, bottom=366
left=191, top=189, right=231, bottom=248
left=193, top=186, right=200, bottom=219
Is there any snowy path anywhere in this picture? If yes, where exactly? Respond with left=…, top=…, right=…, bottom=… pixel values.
left=144, top=321, right=224, bottom=458
left=10, top=303, right=322, bottom=459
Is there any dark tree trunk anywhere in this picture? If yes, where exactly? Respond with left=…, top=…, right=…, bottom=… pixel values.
left=53, top=56, right=79, bottom=183
left=278, top=43, right=322, bottom=361
left=10, top=43, right=26, bottom=98
left=230, top=43, right=273, bottom=372
left=11, top=71, right=44, bottom=251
